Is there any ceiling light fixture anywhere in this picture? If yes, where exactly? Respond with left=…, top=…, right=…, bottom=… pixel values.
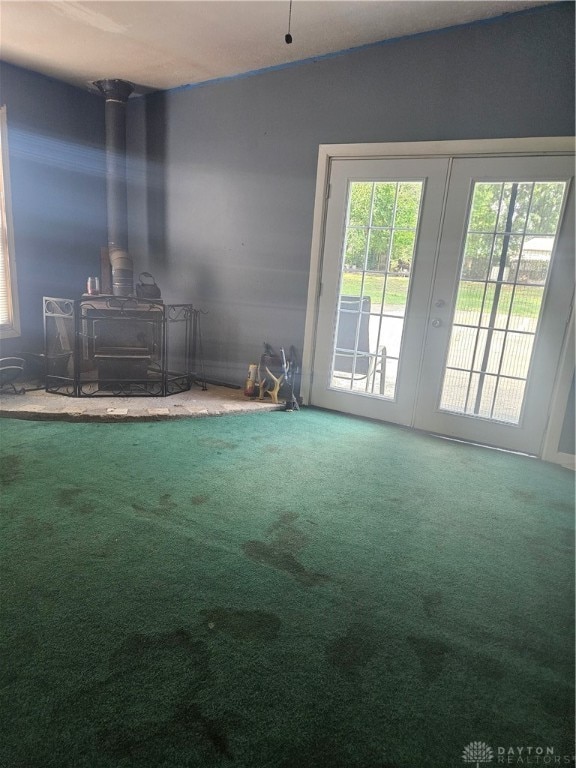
left=285, top=0, right=293, bottom=44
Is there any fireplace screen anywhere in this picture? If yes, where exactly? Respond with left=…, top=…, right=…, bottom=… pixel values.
left=43, top=296, right=204, bottom=396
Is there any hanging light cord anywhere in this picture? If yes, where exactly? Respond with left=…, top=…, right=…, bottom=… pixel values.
left=285, top=0, right=293, bottom=44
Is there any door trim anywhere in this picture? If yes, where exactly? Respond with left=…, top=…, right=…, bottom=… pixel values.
left=542, top=303, right=575, bottom=470
left=302, top=138, right=575, bottom=458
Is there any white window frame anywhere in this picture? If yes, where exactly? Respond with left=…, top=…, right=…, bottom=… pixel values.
left=0, top=105, right=21, bottom=339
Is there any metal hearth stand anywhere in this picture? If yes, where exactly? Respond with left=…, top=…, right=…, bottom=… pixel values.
left=43, top=296, right=207, bottom=397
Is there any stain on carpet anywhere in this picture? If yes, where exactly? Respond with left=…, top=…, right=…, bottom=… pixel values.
left=21, top=516, right=54, bottom=541
left=268, top=511, right=300, bottom=529
left=524, top=535, right=552, bottom=565
left=242, top=540, right=329, bottom=587
left=468, top=653, right=506, bottom=681
left=181, top=703, right=231, bottom=758
left=524, top=529, right=574, bottom=566
left=550, top=499, right=574, bottom=514
left=51, top=628, right=219, bottom=764
left=191, top=494, right=209, bottom=506
left=97, top=700, right=232, bottom=761
left=159, top=492, right=176, bottom=509
left=132, top=493, right=177, bottom=517
left=408, top=636, right=453, bottom=683
left=559, top=525, right=575, bottom=542
left=57, top=487, right=82, bottom=506
left=422, top=590, right=443, bottom=619
left=514, top=490, right=574, bottom=516
left=513, top=489, right=536, bottom=503
left=111, top=628, right=203, bottom=661
left=540, top=684, right=575, bottom=721
left=201, top=607, right=281, bottom=641
left=0, top=454, right=22, bottom=487
left=504, top=630, right=564, bottom=670
left=267, top=511, right=308, bottom=551
left=243, top=511, right=330, bottom=587
left=326, top=622, right=380, bottom=674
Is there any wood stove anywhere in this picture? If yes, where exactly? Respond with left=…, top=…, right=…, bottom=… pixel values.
left=39, top=78, right=208, bottom=397
left=43, top=295, right=205, bottom=396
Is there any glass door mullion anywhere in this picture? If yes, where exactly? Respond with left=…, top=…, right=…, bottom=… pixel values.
left=485, top=181, right=536, bottom=421
left=488, top=220, right=532, bottom=421
left=473, top=183, right=519, bottom=414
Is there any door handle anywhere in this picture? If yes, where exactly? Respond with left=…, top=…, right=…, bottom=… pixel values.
left=434, top=299, right=446, bottom=308
left=431, top=318, right=442, bottom=327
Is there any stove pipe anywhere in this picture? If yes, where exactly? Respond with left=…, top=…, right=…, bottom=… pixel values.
left=94, top=78, right=135, bottom=296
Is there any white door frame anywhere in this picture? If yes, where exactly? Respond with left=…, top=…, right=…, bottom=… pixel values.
left=541, top=303, right=575, bottom=470
left=302, top=138, right=575, bottom=454
left=310, top=156, right=450, bottom=426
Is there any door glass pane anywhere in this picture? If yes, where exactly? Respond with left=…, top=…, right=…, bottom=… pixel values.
left=440, top=180, right=567, bottom=423
left=331, top=180, right=424, bottom=399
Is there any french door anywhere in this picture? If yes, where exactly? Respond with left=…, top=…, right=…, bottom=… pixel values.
left=307, top=146, right=574, bottom=456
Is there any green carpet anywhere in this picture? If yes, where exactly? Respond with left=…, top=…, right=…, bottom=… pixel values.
left=0, top=409, right=574, bottom=768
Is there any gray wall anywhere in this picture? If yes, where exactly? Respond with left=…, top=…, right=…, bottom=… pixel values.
left=0, top=62, right=106, bottom=355
left=128, top=3, right=575, bottom=386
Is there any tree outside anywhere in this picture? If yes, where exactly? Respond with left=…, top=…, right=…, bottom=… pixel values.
left=344, top=181, right=422, bottom=273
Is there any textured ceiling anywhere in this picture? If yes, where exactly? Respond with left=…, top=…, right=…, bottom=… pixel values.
left=0, top=1, right=555, bottom=92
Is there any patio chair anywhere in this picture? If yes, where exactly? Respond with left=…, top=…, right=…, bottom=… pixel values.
left=0, top=357, right=26, bottom=395
left=333, top=295, right=387, bottom=394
